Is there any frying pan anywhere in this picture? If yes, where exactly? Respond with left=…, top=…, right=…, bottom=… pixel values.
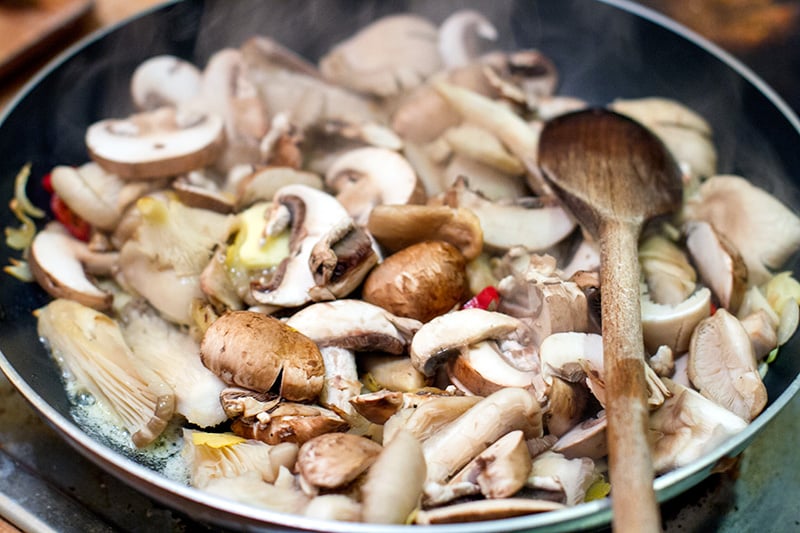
left=1, top=0, right=799, bottom=531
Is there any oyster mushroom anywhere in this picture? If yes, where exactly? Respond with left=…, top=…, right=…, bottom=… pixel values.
left=683, top=175, right=800, bottom=284
left=649, top=379, right=748, bottom=473
left=319, top=14, right=442, bottom=97
left=28, top=224, right=115, bottom=310
left=382, top=393, right=482, bottom=443
left=361, top=430, right=426, bottom=524
left=86, top=107, right=224, bottom=180
left=120, top=303, right=227, bottom=428
left=367, top=204, right=483, bottom=261
left=183, top=429, right=298, bottom=488
left=324, top=147, right=425, bottom=226
left=131, top=55, right=202, bottom=110
left=685, top=220, right=747, bottom=312
left=200, top=310, right=324, bottom=402
left=438, top=9, right=497, bottom=68
left=250, top=184, right=376, bottom=308
left=286, top=299, right=421, bottom=422
left=296, top=432, right=382, bottom=490
left=409, top=308, right=525, bottom=376
left=37, top=299, right=175, bottom=448
left=421, top=387, right=543, bottom=487
left=202, top=469, right=309, bottom=514
left=444, top=176, right=575, bottom=252
left=363, top=240, right=469, bottom=323
left=688, top=308, right=767, bottom=421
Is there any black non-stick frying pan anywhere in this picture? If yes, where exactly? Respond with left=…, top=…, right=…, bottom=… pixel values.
left=0, top=1, right=798, bottom=531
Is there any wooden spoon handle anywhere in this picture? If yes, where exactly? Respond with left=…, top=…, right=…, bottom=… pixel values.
left=599, top=219, right=661, bottom=533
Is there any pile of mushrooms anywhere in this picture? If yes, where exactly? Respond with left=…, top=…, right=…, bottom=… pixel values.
left=10, top=8, right=800, bottom=526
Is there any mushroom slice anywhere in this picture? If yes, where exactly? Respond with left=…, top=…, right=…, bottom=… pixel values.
left=685, top=220, right=747, bottom=312
left=526, top=450, right=596, bottom=506
left=610, top=97, right=716, bottom=179
left=683, top=175, right=800, bottom=284
left=360, top=355, right=427, bottom=393
left=545, top=376, right=592, bottom=437
left=296, top=433, right=382, bottom=490
left=444, top=176, right=575, bottom=252
left=304, top=495, right=362, bottom=521
left=235, top=166, right=323, bottom=208
left=120, top=302, right=227, bottom=428
left=688, top=309, right=767, bottom=421
left=438, top=9, right=497, bottom=69
left=447, top=340, right=538, bottom=396
left=361, top=430, right=426, bottom=524
left=551, top=411, right=608, bottom=460
left=319, top=14, right=442, bottom=97
left=350, top=390, right=405, bottom=424
left=325, top=147, right=425, bottom=226
left=367, top=204, right=483, bottom=261
left=86, top=107, right=224, bottom=179
left=200, top=310, right=324, bottom=402
left=447, top=430, right=532, bottom=500
left=37, top=299, right=175, bottom=448
left=363, top=241, right=469, bottom=323
left=410, top=308, right=524, bottom=376
left=740, top=310, right=779, bottom=360
left=443, top=152, right=530, bottom=201
left=50, top=163, right=161, bottom=231
left=202, top=469, right=309, bottom=514
left=249, top=185, right=366, bottom=308
left=131, top=55, right=202, bottom=110
left=183, top=429, right=298, bottom=488
left=443, top=123, right=525, bottom=175
left=172, top=174, right=234, bottom=214
left=231, top=402, right=348, bottom=445
left=414, top=498, right=565, bottom=524
left=422, top=387, right=543, bottom=487
left=641, top=287, right=712, bottom=354
left=320, top=119, right=404, bottom=151
left=382, top=393, right=482, bottom=444
left=639, top=234, right=697, bottom=306
left=29, top=224, right=114, bottom=310
left=649, top=379, right=748, bottom=474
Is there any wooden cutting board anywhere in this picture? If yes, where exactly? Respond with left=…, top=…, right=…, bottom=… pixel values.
left=0, top=0, right=94, bottom=79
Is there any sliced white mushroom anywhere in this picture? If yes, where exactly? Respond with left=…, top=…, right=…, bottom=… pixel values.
left=382, top=394, right=482, bottom=444
left=319, top=14, right=442, bottom=97
left=235, top=166, right=323, bottom=208
left=443, top=153, right=529, bottom=201
left=86, top=107, right=224, bottom=180
left=421, top=387, right=543, bottom=487
left=688, top=309, right=767, bottom=421
left=447, top=340, right=538, bottom=396
left=37, top=299, right=174, bottom=448
left=131, top=55, right=202, bottom=110
left=414, top=498, right=564, bottom=524
left=545, top=376, right=592, bottom=437
left=445, top=176, right=575, bottom=252
left=443, top=123, right=525, bottom=175
left=649, top=379, right=748, bottom=473
left=28, top=224, right=114, bottom=310
left=683, top=175, right=800, bottom=284
left=410, top=308, right=524, bottom=376
left=361, top=430, right=426, bottom=524
left=641, top=287, right=712, bottom=354
left=551, top=411, right=608, bottom=460
left=324, top=147, right=425, bottom=225
left=639, top=233, right=697, bottom=306
left=685, top=220, right=747, bottom=312
left=447, top=430, right=531, bottom=500
left=739, top=309, right=778, bottom=360
left=438, top=9, right=497, bottom=69
left=526, top=450, right=595, bottom=506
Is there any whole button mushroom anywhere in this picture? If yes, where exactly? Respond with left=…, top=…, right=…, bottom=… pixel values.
left=362, top=240, right=469, bottom=323
left=200, top=311, right=324, bottom=402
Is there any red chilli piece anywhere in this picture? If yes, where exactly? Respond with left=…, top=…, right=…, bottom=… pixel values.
left=50, top=194, right=91, bottom=241
left=462, top=286, right=500, bottom=311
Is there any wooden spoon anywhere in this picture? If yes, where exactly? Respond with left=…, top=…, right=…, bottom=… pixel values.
left=538, top=108, right=682, bottom=533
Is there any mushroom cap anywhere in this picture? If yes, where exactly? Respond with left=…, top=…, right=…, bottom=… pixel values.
left=685, top=220, right=747, bottom=313
left=687, top=308, right=767, bottom=421
left=363, top=241, right=469, bottom=323
left=200, top=311, right=324, bottom=401
left=296, top=432, right=382, bottom=489
left=86, top=107, right=224, bottom=179
left=410, top=308, right=523, bottom=376
left=28, top=224, right=112, bottom=311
